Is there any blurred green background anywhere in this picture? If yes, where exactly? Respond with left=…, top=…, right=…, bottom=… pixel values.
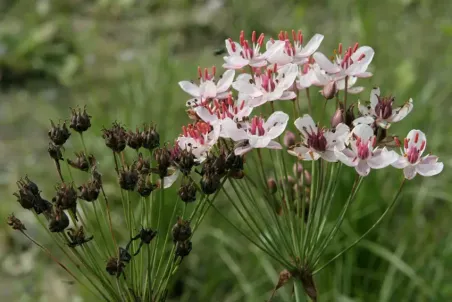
left=1, top=0, right=451, bottom=301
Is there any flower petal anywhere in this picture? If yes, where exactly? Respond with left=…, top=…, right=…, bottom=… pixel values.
left=351, top=124, right=374, bottom=141
left=221, top=119, right=248, bottom=141
left=249, top=135, right=272, bottom=148
left=403, top=165, right=417, bottom=180
left=235, top=144, right=253, bottom=156
left=388, top=98, right=413, bottom=123
left=232, top=79, right=262, bottom=97
left=280, top=91, right=297, bottom=100
left=391, top=156, right=409, bottom=169
left=297, top=34, right=324, bottom=57
left=195, top=107, right=217, bottom=123
left=321, top=150, right=338, bottom=162
left=416, top=158, right=443, bottom=177
left=367, top=148, right=398, bottom=169
left=162, top=169, right=180, bottom=189
left=225, top=40, right=241, bottom=55
left=294, top=114, right=317, bottom=137
left=223, top=56, right=249, bottom=69
left=356, top=161, right=371, bottom=176
left=352, top=116, right=375, bottom=127
left=277, top=63, right=298, bottom=91
left=179, top=81, right=200, bottom=97
left=200, top=81, right=217, bottom=99
left=335, top=147, right=357, bottom=167
left=264, top=111, right=289, bottom=139
left=216, top=69, right=235, bottom=93
left=266, top=140, right=283, bottom=150
left=313, top=52, right=341, bottom=74
left=369, top=87, right=380, bottom=109
left=405, top=129, right=427, bottom=155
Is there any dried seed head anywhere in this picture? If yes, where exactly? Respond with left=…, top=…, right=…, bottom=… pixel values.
left=118, top=165, right=139, bottom=191
left=70, top=106, right=92, bottom=133
left=14, top=176, right=40, bottom=210
left=48, top=120, right=71, bottom=146
left=267, top=178, right=277, bottom=194
left=102, top=122, right=127, bottom=153
left=200, top=173, right=221, bottom=195
left=154, top=147, right=172, bottom=179
left=48, top=143, right=63, bottom=161
left=178, top=180, right=197, bottom=203
left=67, top=152, right=96, bottom=172
left=78, top=180, right=101, bottom=202
left=178, top=150, right=196, bottom=175
left=331, top=108, right=344, bottom=128
left=284, top=131, right=296, bottom=147
left=175, top=240, right=192, bottom=258
left=67, top=226, right=93, bottom=248
left=119, top=247, right=132, bottom=263
left=106, top=257, right=125, bottom=278
left=225, top=152, right=244, bottom=179
left=275, top=269, right=292, bottom=290
left=172, top=217, right=192, bottom=242
left=53, top=183, right=78, bottom=210
left=7, top=214, right=26, bottom=231
left=135, top=153, right=150, bottom=175
left=126, top=128, right=143, bottom=150
left=48, top=208, right=70, bottom=232
left=141, top=124, right=160, bottom=151
left=33, top=197, right=52, bottom=215
left=321, top=81, right=337, bottom=100
left=136, top=175, right=157, bottom=197
left=137, top=228, right=157, bottom=244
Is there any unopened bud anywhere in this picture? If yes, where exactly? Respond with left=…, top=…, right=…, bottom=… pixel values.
left=331, top=108, right=344, bottom=128
left=292, top=163, right=303, bottom=176
left=175, top=240, right=192, bottom=259
left=267, top=178, right=277, bottom=194
left=284, top=131, right=296, bottom=147
left=49, top=208, right=69, bottom=232
left=321, top=81, right=337, bottom=100
left=172, top=217, right=192, bottom=243
left=304, top=170, right=312, bottom=186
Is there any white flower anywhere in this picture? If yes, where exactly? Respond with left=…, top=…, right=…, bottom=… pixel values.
left=295, top=62, right=319, bottom=90
left=335, top=124, right=398, bottom=176
left=232, top=64, right=298, bottom=107
left=288, top=114, right=349, bottom=162
left=311, top=63, right=364, bottom=94
left=391, top=129, right=443, bottom=180
left=222, top=111, right=289, bottom=155
left=264, top=31, right=324, bottom=66
left=353, top=87, right=413, bottom=129
left=313, top=43, right=374, bottom=82
left=194, top=97, right=253, bottom=137
left=178, top=68, right=235, bottom=107
left=177, top=122, right=220, bottom=162
left=222, top=31, right=269, bottom=69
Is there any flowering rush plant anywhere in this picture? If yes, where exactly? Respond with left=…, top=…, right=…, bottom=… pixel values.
left=178, top=30, right=443, bottom=300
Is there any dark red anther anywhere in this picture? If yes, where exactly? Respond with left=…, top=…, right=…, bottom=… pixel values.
left=257, top=33, right=265, bottom=46
left=358, top=53, right=365, bottom=61
left=240, top=30, right=245, bottom=45
left=292, top=30, right=296, bottom=42
left=353, top=42, right=359, bottom=53
left=198, top=66, right=202, bottom=79
left=404, top=138, right=409, bottom=149
left=338, top=43, right=343, bottom=54
left=240, top=100, right=245, bottom=110
left=420, top=140, right=426, bottom=151
left=394, top=137, right=401, bottom=147
left=372, top=136, right=377, bottom=148
left=228, top=38, right=236, bottom=52
left=252, top=31, right=256, bottom=43
left=414, top=132, right=419, bottom=143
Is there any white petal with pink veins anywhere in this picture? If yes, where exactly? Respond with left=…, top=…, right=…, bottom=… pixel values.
left=288, top=145, right=311, bottom=159
left=321, top=150, right=338, bottom=162
left=278, top=64, right=299, bottom=90
left=225, top=40, right=242, bottom=55
left=367, top=148, right=398, bottom=169
left=216, top=69, right=235, bottom=93
left=388, top=98, right=413, bottom=123
left=249, top=58, right=268, bottom=68
left=351, top=124, right=374, bottom=141
left=263, top=40, right=286, bottom=59
left=416, top=161, right=443, bottom=177
left=297, top=34, right=324, bottom=57
left=279, top=91, right=297, bottom=100
left=268, top=51, right=293, bottom=66
left=294, top=114, right=317, bottom=137
left=403, top=165, right=417, bottom=180
left=313, top=52, right=341, bottom=74
left=179, top=81, right=200, bottom=97
left=265, top=111, right=289, bottom=139
left=334, top=147, right=357, bottom=167
left=221, top=119, right=248, bottom=141
left=356, top=161, right=371, bottom=176
left=405, top=129, right=426, bottom=155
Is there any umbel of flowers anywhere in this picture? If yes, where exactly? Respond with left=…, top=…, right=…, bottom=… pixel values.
left=177, top=30, right=443, bottom=300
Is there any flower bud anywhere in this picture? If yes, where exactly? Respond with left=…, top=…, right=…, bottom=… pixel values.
left=304, top=170, right=312, bottom=186
left=284, top=131, right=296, bottom=147
left=7, top=214, right=26, bottom=231
left=48, top=120, right=71, bottom=146
left=321, top=81, right=337, bottom=100
left=292, top=163, right=303, bottom=176
left=136, top=175, right=157, bottom=197
left=267, top=178, right=277, bottom=194
left=118, top=165, right=139, bottom=191
left=102, top=122, right=127, bottom=153
left=141, top=124, right=160, bottom=151
left=175, top=240, right=192, bottom=259
left=49, top=208, right=69, bottom=232
left=178, top=181, right=197, bottom=203
left=78, top=180, right=100, bottom=202
left=70, top=106, right=91, bottom=133
left=67, top=152, right=96, bottom=172
left=106, top=257, right=125, bottom=278
left=330, top=108, right=344, bottom=128
left=126, top=128, right=143, bottom=150
left=48, top=143, right=63, bottom=161
left=172, top=217, right=192, bottom=243
left=53, top=183, right=78, bottom=210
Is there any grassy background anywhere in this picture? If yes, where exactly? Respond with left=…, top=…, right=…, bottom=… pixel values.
left=1, top=0, right=451, bottom=301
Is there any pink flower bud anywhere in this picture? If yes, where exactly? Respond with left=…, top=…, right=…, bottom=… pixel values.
left=267, top=178, right=277, bottom=194
left=304, top=170, right=312, bottom=186
left=321, top=81, right=337, bottom=100
left=284, top=131, right=296, bottom=147
left=292, top=163, right=303, bottom=176
left=331, top=108, right=344, bottom=128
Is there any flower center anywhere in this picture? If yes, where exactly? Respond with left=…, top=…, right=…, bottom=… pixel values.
left=258, top=68, right=277, bottom=92
left=182, top=122, right=212, bottom=145
left=374, top=96, right=394, bottom=120
left=249, top=116, right=265, bottom=136
left=404, top=135, right=426, bottom=164
left=233, top=30, right=264, bottom=60
left=355, top=137, right=372, bottom=160
left=306, top=127, right=327, bottom=152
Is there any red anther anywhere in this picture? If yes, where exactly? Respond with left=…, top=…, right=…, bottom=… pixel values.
left=182, top=126, right=188, bottom=136
left=273, top=63, right=278, bottom=73
left=414, top=132, right=419, bottom=143
left=228, top=38, right=236, bottom=52
left=394, top=137, right=401, bottom=147
left=240, top=30, right=245, bottom=45
left=234, top=107, right=238, bottom=114
left=257, top=33, right=265, bottom=46
left=197, top=66, right=202, bottom=79
left=269, top=37, right=275, bottom=43
left=338, top=43, right=343, bottom=54
left=298, top=30, right=303, bottom=43
left=252, top=31, right=256, bottom=43
left=353, top=42, right=359, bottom=53
left=292, top=29, right=296, bottom=42
left=212, top=66, right=216, bottom=76
left=216, top=111, right=221, bottom=119
left=227, top=95, right=233, bottom=106
left=420, top=140, right=426, bottom=151
left=240, top=100, right=245, bottom=110
left=302, top=63, right=309, bottom=74
left=372, top=136, right=377, bottom=148
left=278, top=31, right=284, bottom=40
left=358, top=54, right=365, bottom=61
left=214, top=99, right=220, bottom=109
left=204, top=68, right=208, bottom=81
left=285, top=31, right=289, bottom=40
left=404, top=138, right=409, bottom=149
